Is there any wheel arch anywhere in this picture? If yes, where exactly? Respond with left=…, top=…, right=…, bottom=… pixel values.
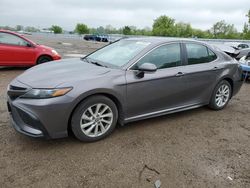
left=223, top=77, right=234, bottom=95
left=67, top=92, right=125, bottom=135
left=36, top=54, right=53, bottom=64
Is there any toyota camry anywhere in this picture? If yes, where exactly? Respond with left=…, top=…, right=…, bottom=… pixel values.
left=7, top=38, right=243, bottom=142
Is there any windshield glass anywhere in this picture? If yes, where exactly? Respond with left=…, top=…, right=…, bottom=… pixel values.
left=87, top=40, right=151, bottom=67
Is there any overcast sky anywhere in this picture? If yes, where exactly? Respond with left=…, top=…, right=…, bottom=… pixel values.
left=0, top=0, right=249, bottom=31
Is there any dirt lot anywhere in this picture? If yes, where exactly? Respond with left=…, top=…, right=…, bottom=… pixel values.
left=0, top=35, right=249, bottom=188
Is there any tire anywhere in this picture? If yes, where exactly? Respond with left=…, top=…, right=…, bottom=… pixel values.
left=37, top=56, right=52, bottom=64
left=71, top=95, right=118, bottom=142
left=208, top=80, right=232, bottom=110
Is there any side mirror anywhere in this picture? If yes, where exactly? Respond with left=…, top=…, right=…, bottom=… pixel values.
left=138, top=63, right=157, bottom=72
left=135, top=63, right=157, bottom=78
left=26, top=43, right=33, bottom=47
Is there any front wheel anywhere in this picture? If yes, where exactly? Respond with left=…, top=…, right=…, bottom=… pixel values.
left=209, top=80, right=232, bottom=110
left=37, top=56, right=52, bottom=64
left=71, top=95, right=118, bottom=142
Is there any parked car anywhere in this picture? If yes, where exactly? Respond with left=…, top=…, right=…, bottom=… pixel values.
left=7, top=38, right=243, bottom=142
left=0, top=30, right=61, bottom=66
left=224, top=42, right=249, bottom=50
left=235, top=48, right=250, bottom=60
left=239, top=52, right=250, bottom=80
left=212, top=44, right=240, bottom=59
left=83, top=34, right=109, bottom=42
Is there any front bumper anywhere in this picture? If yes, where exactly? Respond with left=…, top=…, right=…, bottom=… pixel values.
left=7, top=79, right=76, bottom=139
left=7, top=100, right=47, bottom=138
left=52, top=54, right=61, bottom=61
left=7, top=95, right=75, bottom=139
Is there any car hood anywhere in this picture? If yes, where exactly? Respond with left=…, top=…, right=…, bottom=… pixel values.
left=16, top=58, right=111, bottom=88
left=36, top=44, right=53, bottom=51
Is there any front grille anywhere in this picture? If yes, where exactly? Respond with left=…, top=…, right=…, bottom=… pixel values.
left=9, top=85, right=27, bottom=91
left=7, top=85, right=28, bottom=100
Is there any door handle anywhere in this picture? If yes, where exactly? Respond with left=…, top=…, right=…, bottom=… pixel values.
left=212, top=66, right=219, bottom=71
left=175, top=72, right=185, bottom=77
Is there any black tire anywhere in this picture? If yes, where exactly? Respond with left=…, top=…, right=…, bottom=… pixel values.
left=71, top=95, right=118, bottom=142
left=208, top=80, right=232, bottom=110
left=37, top=56, right=52, bottom=64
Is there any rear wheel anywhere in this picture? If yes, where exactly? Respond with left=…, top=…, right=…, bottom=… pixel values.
left=37, top=56, right=52, bottom=64
left=209, top=80, right=232, bottom=110
left=71, top=95, right=118, bottom=142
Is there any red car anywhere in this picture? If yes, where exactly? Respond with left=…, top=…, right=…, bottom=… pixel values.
left=0, top=30, right=61, bottom=66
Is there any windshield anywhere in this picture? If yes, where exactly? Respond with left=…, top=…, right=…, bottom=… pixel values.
left=87, top=40, right=151, bottom=67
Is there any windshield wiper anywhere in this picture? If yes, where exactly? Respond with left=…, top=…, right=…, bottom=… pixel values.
left=90, top=61, right=107, bottom=68
left=81, top=57, right=90, bottom=63
left=82, top=57, right=107, bottom=68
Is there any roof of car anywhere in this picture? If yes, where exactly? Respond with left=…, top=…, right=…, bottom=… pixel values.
left=123, top=36, right=202, bottom=45
left=0, top=29, right=16, bottom=34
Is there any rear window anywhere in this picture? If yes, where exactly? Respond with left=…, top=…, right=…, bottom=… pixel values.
left=186, top=43, right=217, bottom=65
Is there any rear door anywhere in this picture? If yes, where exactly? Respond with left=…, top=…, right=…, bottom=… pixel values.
left=180, top=42, right=221, bottom=104
left=0, top=32, right=36, bottom=66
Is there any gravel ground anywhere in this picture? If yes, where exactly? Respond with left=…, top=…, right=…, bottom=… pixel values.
left=0, top=35, right=249, bottom=188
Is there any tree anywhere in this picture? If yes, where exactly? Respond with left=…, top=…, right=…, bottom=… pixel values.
left=50, top=25, right=62, bottom=34
left=122, top=26, right=132, bottom=35
left=211, top=20, right=238, bottom=39
left=152, top=15, right=176, bottom=36
left=243, top=9, right=250, bottom=39
left=192, top=29, right=212, bottom=38
left=96, top=26, right=105, bottom=34
left=175, top=22, right=193, bottom=37
left=105, top=25, right=116, bottom=34
left=246, top=9, right=250, bottom=24
left=75, top=23, right=89, bottom=34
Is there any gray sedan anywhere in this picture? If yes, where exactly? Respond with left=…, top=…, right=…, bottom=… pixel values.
left=7, top=38, right=243, bottom=142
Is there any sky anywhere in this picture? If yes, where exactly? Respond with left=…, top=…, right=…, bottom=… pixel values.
left=0, top=0, right=249, bottom=31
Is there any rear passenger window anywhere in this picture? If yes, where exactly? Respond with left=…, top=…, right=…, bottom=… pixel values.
left=186, top=43, right=217, bottom=65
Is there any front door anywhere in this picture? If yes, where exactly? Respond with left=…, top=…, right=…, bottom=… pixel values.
left=0, top=32, right=35, bottom=66
left=125, top=43, right=188, bottom=119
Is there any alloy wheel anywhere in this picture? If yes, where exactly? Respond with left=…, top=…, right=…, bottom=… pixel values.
left=215, top=84, right=230, bottom=107
left=80, top=103, right=113, bottom=137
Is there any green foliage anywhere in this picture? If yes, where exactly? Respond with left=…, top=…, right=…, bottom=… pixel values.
left=246, top=10, right=250, bottom=24
left=152, top=16, right=176, bottom=36
left=75, top=23, right=89, bottom=34
left=192, top=29, right=212, bottom=38
left=1, top=10, right=250, bottom=40
left=211, top=20, right=238, bottom=39
left=122, top=26, right=132, bottom=35
left=50, top=25, right=63, bottom=34
left=243, top=10, right=250, bottom=39
left=175, top=22, right=193, bottom=37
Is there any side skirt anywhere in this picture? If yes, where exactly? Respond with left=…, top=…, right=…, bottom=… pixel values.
left=124, top=103, right=206, bottom=124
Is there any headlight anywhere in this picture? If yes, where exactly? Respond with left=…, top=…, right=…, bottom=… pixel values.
left=51, top=49, right=58, bottom=55
left=21, top=87, right=72, bottom=99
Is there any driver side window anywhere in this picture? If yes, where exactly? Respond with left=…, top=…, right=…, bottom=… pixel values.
left=133, top=43, right=181, bottom=69
left=0, top=32, right=28, bottom=46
